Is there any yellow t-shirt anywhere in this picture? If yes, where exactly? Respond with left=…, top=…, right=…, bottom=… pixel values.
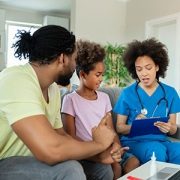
left=0, top=63, right=62, bottom=159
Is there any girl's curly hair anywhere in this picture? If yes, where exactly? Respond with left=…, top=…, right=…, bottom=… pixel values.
left=76, top=40, right=105, bottom=77
left=123, top=38, right=169, bottom=80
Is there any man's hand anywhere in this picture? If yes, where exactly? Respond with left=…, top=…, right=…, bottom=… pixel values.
left=92, top=113, right=115, bottom=150
left=98, top=148, right=114, bottom=164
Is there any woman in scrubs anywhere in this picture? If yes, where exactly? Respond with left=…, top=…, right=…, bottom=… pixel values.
left=114, top=38, right=180, bottom=164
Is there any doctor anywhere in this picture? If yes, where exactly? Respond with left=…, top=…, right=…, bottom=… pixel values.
left=114, top=38, right=180, bottom=164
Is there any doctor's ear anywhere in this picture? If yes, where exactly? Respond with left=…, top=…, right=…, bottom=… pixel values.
left=156, top=65, right=159, bottom=72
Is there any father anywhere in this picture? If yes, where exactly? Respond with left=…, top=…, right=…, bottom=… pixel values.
left=0, top=25, right=115, bottom=180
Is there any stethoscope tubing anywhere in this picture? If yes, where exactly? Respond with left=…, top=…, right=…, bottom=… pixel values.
left=135, top=81, right=168, bottom=117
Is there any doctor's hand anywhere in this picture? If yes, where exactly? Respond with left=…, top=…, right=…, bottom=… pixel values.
left=135, top=113, right=147, bottom=120
left=154, top=121, right=171, bottom=133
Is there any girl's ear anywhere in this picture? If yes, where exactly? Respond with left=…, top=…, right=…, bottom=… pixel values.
left=79, top=70, right=86, bottom=79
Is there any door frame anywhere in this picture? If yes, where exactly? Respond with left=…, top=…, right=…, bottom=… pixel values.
left=145, top=13, right=180, bottom=92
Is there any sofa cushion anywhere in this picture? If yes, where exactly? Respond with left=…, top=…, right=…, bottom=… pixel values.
left=98, top=87, right=122, bottom=127
left=61, top=86, right=180, bottom=141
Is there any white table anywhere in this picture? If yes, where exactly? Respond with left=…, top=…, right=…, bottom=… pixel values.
left=118, top=161, right=180, bottom=180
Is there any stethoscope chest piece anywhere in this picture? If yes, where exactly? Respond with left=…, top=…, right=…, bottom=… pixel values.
left=141, top=108, right=148, bottom=115
left=136, top=81, right=168, bottom=117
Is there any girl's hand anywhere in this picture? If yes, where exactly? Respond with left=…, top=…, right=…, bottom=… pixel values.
left=154, top=121, right=171, bottom=133
left=110, top=142, right=129, bottom=162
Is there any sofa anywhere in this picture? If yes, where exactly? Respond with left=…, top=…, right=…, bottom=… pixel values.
left=98, top=87, right=180, bottom=141
left=61, top=86, right=180, bottom=141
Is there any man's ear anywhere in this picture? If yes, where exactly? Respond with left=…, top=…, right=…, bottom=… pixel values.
left=57, top=53, right=64, bottom=64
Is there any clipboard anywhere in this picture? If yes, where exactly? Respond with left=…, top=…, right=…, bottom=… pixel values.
left=128, top=117, right=168, bottom=137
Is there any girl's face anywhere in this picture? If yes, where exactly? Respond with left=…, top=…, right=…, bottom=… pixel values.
left=135, top=56, right=159, bottom=87
left=82, top=62, right=105, bottom=90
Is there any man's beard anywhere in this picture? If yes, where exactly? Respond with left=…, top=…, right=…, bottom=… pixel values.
left=56, top=71, right=74, bottom=86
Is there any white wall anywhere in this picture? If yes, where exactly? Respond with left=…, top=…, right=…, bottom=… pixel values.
left=0, top=6, right=69, bottom=70
left=70, top=0, right=127, bottom=85
left=0, top=9, right=5, bottom=71
left=125, top=0, right=180, bottom=42
left=43, top=16, right=69, bottom=30
left=125, top=0, right=180, bottom=122
left=71, top=0, right=127, bottom=45
left=125, top=0, right=180, bottom=91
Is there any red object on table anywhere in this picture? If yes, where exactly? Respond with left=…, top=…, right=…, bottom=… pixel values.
left=127, top=175, right=142, bottom=180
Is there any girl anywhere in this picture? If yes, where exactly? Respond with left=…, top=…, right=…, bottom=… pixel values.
left=61, top=40, right=139, bottom=180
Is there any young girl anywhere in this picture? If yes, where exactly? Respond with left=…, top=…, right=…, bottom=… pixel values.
left=61, top=40, right=139, bottom=180
left=114, top=38, right=180, bottom=165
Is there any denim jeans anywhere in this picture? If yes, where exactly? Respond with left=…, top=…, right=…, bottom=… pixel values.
left=0, top=156, right=86, bottom=180
left=80, top=160, right=113, bottom=180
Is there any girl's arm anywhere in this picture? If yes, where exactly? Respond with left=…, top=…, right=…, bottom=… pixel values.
left=61, top=113, right=83, bottom=141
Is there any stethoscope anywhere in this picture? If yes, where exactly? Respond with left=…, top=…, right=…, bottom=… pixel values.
left=135, top=81, right=168, bottom=117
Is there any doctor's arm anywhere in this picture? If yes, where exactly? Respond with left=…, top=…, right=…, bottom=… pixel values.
left=116, top=114, right=131, bottom=135
left=154, top=113, right=177, bottom=135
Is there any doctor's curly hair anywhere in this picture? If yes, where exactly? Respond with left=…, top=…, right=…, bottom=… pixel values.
left=123, top=38, right=169, bottom=80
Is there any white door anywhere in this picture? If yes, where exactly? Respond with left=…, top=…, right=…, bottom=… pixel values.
left=146, top=13, right=180, bottom=94
left=146, top=13, right=180, bottom=123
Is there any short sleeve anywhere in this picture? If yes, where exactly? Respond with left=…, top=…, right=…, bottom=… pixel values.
left=0, top=70, right=45, bottom=125
left=105, top=94, right=112, bottom=113
left=113, top=90, right=129, bottom=115
left=61, top=94, right=75, bottom=117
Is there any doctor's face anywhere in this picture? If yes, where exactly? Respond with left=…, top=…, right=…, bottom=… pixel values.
left=135, top=55, right=159, bottom=87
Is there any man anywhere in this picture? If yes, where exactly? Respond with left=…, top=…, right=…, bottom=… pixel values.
left=0, top=25, right=115, bottom=180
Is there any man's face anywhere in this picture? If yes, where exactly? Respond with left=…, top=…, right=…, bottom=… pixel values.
left=56, top=70, right=73, bottom=86
left=56, top=52, right=76, bottom=86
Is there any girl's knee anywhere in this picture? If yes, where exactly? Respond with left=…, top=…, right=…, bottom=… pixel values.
left=123, top=157, right=140, bottom=174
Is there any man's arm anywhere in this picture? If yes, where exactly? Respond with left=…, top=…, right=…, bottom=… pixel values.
left=12, top=114, right=115, bottom=165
